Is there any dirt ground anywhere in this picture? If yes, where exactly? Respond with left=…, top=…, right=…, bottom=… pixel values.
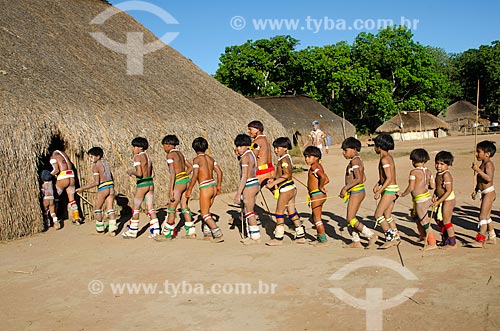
left=1, top=134, right=499, bottom=331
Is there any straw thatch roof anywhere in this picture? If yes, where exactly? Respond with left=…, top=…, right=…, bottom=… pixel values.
left=249, top=95, right=356, bottom=144
left=438, top=101, right=477, bottom=122
left=375, top=111, right=449, bottom=133
left=0, top=0, right=287, bottom=240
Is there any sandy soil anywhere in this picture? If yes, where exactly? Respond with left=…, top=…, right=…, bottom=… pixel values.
left=1, top=134, right=499, bottom=331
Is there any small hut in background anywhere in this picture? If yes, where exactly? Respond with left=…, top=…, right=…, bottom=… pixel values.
left=375, top=110, right=448, bottom=141
left=250, top=95, right=356, bottom=146
left=438, top=100, right=489, bottom=132
left=0, top=0, right=287, bottom=240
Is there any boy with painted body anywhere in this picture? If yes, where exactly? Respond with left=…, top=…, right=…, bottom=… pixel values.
left=161, top=135, right=194, bottom=240
left=372, top=134, right=400, bottom=249
left=265, top=137, right=305, bottom=246
left=247, top=121, right=275, bottom=186
left=304, top=146, right=329, bottom=245
left=233, top=134, right=261, bottom=245
left=122, top=137, right=160, bottom=239
left=340, top=138, right=377, bottom=249
left=399, top=148, right=437, bottom=251
left=41, top=170, right=59, bottom=230
left=432, top=151, right=457, bottom=248
left=76, top=147, right=118, bottom=236
left=49, top=149, right=82, bottom=224
left=470, top=140, right=496, bottom=247
left=185, top=137, right=224, bottom=243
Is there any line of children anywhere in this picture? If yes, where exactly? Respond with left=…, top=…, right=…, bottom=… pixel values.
left=340, top=137, right=377, bottom=249
left=40, top=128, right=496, bottom=251
left=265, top=137, right=305, bottom=246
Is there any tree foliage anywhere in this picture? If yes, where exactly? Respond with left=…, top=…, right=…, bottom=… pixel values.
left=214, top=27, right=500, bottom=131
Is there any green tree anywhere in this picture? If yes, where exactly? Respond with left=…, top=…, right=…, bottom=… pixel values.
left=456, top=41, right=500, bottom=116
left=214, top=35, right=298, bottom=96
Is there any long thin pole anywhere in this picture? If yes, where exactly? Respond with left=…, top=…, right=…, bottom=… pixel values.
left=473, top=80, right=480, bottom=189
left=474, top=80, right=480, bottom=159
left=95, top=115, right=133, bottom=183
left=95, top=115, right=128, bottom=170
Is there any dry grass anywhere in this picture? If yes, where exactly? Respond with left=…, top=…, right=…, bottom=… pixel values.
left=0, top=0, right=287, bottom=240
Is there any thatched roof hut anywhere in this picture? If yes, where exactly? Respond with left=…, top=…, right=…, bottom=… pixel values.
left=375, top=110, right=448, bottom=141
left=249, top=95, right=356, bottom=145
left=0, top=0, right=286, bottom=240
left=438, top=101, right=489, bottom=131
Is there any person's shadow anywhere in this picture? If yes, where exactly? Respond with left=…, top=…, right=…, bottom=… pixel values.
left=115, top=194, right=132, bottom=234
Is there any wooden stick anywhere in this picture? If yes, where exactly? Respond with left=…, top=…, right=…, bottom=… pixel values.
left=8, top=266, right=37, bottom=274
left=473, top=80, right=480, bottom=188
left=77, top=193, right=94, bottom=207
left=421, top=209, right=434, bottom=258
left=95, top=115, right=128, bottom=171
left=203, top=128, right=211, bottom=156
left=95, top=114, right=134, bottom=184
left=292, top=175, right=308, bottom=189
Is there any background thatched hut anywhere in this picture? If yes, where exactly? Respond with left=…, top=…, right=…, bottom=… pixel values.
left=375, top=110, right=448, bottom=141
left=249, top=95, right=356, bottom=146
left=0, top=0, right=287, bottom=240
left=438, top=100, right=489, bottom=132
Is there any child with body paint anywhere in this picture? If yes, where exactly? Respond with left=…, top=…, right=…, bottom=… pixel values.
left=303, top=146, right=329, bottom=246
left=470, top=140, right=496, bottom=248
left=398, top=148, right=437, bottom=251
left=340, top=137, right=377, bottom=249
left=432, top=151, right=457, bottom=249
left=233, top=134, right=261, bottom=245
left=265, top=137, right=305, bottom=246
left=185, top=137, right=224, bottom=243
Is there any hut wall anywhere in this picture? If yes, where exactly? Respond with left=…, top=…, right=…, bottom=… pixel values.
left=390, top=130, right=447, bottom=141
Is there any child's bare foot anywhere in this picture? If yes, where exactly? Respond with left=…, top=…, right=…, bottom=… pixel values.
left=469, top=240, right=485, bottom=248
left=72, top=219, right=82, bottom=226
left=199, top=235, right=213, bottom=241
left=421, top=244, right=438, bottom=251
left=486, top=237, right=497, bottom=245
left=366, top=236, right=378, bottom=249
left=54, top=222, right=61, bottom=230
left=211, top=236, right=224, bottom=243
left=181, top=234, right=197, bottom=239
left=294, top=238, right=307, bottom=244
left=266, top=239, right=284, bottom=246
left=107, top=231, right=116, bottom=237
left=378, top=240, right=400, bottom=250
left=241, top=238, right=261, bottom=246
left=147, top=233, right=160, bottom=239
left=417, top=236, right=426, bottom=242
left=154, top=235, right=174, bottom=242
left=121, top=231, right=137, bottom=239
left=310, top=241, right=329, bottom=247
left=443, top=243, right=458, bottom=250
left=344, top=241, right=363, bottom=248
